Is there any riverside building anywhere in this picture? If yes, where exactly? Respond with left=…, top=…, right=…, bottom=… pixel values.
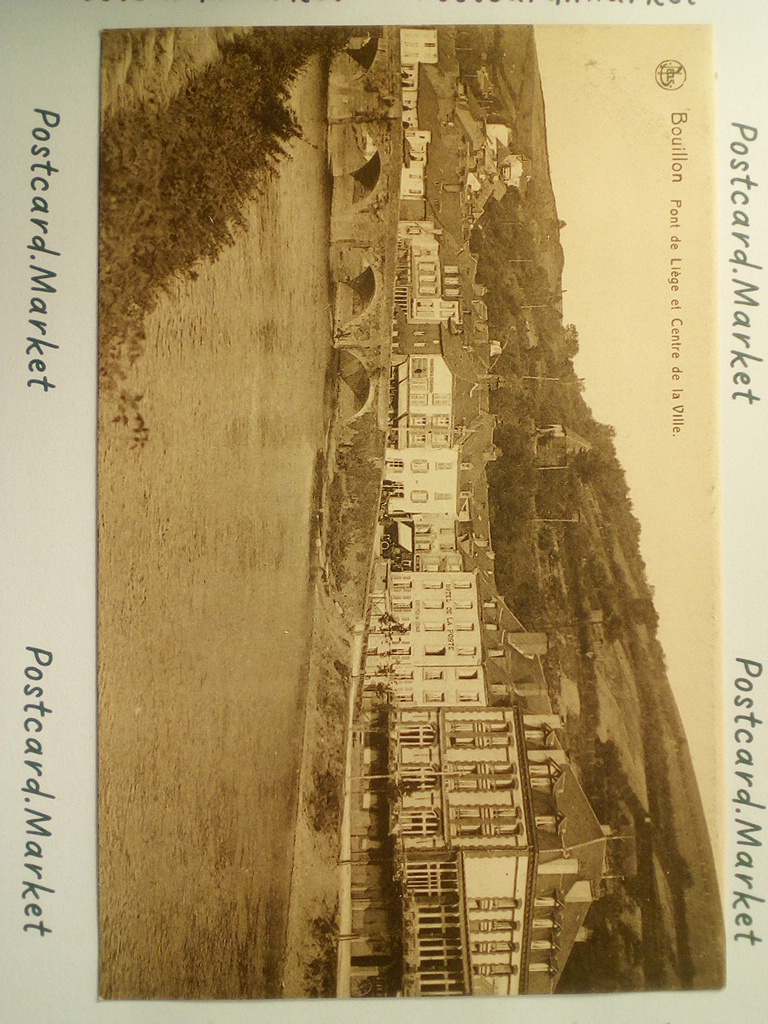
left=364, top=569, right=485, bottom=708
left=388, top=706, right=607, bottom=996
left=388, top=353, right=454, bottom=448
left=337, top=24, right=607, bottom=1000
left=339, top=701, right=607, bottom=998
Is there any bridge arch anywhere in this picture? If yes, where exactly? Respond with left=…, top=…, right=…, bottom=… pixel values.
left=345, top=35, right=380, bottom=72
left=350, top=150, right=382, bottom=203
left=334, top=263, right=380, bottom=334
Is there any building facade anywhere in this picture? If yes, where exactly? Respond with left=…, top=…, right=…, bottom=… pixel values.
left=389, top=352, right=454, bottom=449
left=384, top=446, right=458, bottom=519
left=400, top=28, right=439, bottom=66
left=387, top=707, right=606, bottom=997
left=365, top=570, right=486, bottom=707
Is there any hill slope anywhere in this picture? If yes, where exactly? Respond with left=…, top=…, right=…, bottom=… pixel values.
left=463, top=25, right=724, bottom=992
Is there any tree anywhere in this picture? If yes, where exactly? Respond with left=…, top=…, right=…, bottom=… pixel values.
left=563, top=323, right=580, bottom=357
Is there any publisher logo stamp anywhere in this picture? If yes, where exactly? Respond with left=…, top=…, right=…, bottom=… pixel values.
left=656, top=60, right=687, bottom=90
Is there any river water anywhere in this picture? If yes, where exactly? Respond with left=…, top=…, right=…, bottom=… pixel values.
left=98, top=62, right=333, bottom=999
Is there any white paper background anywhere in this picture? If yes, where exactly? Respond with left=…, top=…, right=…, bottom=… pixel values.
left=1, top=1, right=766, bottom=1022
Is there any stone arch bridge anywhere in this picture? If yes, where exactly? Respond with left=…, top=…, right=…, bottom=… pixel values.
left=327, top=27, right=403, bottom=426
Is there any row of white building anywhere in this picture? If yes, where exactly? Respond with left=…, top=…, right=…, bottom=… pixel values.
left=338, top=29, right=606, bottom=1001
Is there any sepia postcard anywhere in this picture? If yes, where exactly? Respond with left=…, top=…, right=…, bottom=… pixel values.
left=97, top=21, right=722, bottom=1002
left=1, top=2, right=767, bottom=1024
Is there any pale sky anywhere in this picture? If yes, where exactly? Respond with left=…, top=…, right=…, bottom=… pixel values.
left=535, top=26, right=722, bottom=868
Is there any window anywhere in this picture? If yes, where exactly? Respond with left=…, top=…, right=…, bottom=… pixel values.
left=432, top=414, right=450, bottom=427
left=424, top=692, right=445, bottom=703
left=432, top=433, right=451, bottom=447
left=399, top=766, right=438, bottom=789
left=425, top=645, right=446, bottom=657
left=457, top=646, right=477, bottom=657
left=434, top=492, right=453, bottom=503
left=449, top=764, right=517, bottom=792
left=392, top=599, right=412, bottom=610
left=458, top=691, right=479, bottom=703
left=447, top=722, right=512, bottom=750
left=472, top=964, right=518, bottom=977
left=424, top=668, right=444, bottom=680
left=388, top=459, right=404, bottom=471
left=454, top=819, right=482, bottom=838
left=406, top=861, right=459, bottom=896
left=456, top=622, right=475, bottom=632
left=424, top=621, right=445, bottom=632
left=435, top=461, right=453, bottom=471
left=410, top=490, right=429, bottom=503
left=469, top=896, right=520, bottom=911
left=410, top=393, right=428, bottom=407
left=401, top=809, right=440, bottom=837
left=535, top=814, right=559, bottom=832
left=432, top=394, right=451, bottom=406
left=450, top=805, right=521, bottom=839
left=423, top=580, right=443, bottom=590
left=472, top=940, right=519, bottom=955
left=399, top=724, right=436, bottom=746
left=455, top=599, right=474, bottom=610
left=454, top=580, right=473, bottom=589
left=479, top=919, right=520, bottom=933
left=410, top=459, right=429, bottom=473
left=458, top=669, right=479, bottom=680
left=422, top=599, right=444, bottom=610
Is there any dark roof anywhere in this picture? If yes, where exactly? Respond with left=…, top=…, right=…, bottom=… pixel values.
left=454, top=104, right=485, bottom=152
left=465, top=87, right=486, bottom=126
left=553, top=765, right=606, bottom=856
left=528, top=767, right=606, bottom=993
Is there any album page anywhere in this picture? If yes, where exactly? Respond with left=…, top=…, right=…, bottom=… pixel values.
left=1, top=2, right=766, bottom=1023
